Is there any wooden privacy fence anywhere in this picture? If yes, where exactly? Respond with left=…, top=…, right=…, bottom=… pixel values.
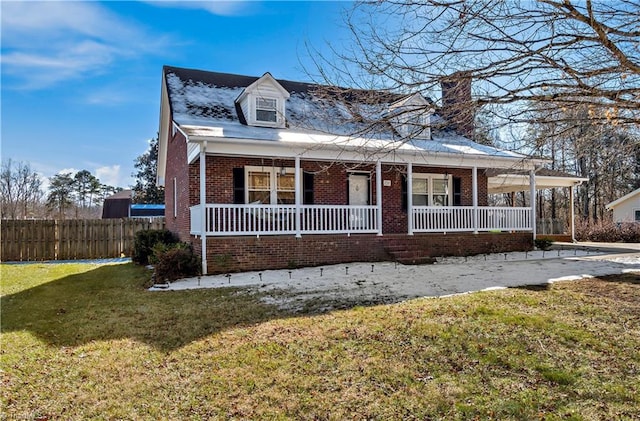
left=1, top=218, right=165, bottom=262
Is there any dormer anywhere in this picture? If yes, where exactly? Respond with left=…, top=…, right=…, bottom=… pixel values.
left=389, top=93, right=434, bottom=139
left=235, top=72, right=290, bottom=128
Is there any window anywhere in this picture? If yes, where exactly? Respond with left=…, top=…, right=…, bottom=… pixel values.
left=247, top=170, right=271, bottom=204
left=412, top=174, right=451, bottom=206
left=635, top=209, right=640, bottom=222
left=256, top=97, right=277, bottom=123
left=246, top=166, right=297, bottom=204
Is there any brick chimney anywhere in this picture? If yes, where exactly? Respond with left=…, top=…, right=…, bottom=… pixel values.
left=439, top=71, right=474, bottom=138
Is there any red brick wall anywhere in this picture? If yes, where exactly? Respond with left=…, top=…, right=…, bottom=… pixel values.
left=164, top=131, right=191, bottom=241
left=197, top=232, right=533, bottom=274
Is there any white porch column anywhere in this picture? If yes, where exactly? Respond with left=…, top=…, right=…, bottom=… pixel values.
left=407, top=163, right=413, bottom=235
left=570, top=184, right=576, bottom=242
left=199, top=141, right=208, bottom=275
left=376, top=160, right=383, bottom=236
left=294, top=156, right=301, bottom=238
left=530, top=169, right=537, bottom=239
left=472, top=166, right=478, bottom=233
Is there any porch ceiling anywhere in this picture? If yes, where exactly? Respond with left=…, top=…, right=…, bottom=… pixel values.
left=488, top=174, right=588, bottom=194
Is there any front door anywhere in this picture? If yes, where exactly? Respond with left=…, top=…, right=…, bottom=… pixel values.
left=348, top=174, right=370, bottom=229
left=349, top=174, right=369, bottom=206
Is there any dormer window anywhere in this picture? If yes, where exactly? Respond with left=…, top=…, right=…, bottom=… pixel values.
left=389, top=93, right=433, bottom=140
left=235, top=72, right=290, bottom=129
left=256, top=97, right=278, bottom=123
left=406, top=113, right=428, bottom=138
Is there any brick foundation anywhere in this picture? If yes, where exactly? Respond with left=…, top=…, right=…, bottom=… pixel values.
left=194, top=232, right=533, bottom=274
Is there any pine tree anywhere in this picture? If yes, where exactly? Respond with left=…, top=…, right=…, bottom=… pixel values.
left=132, top=136, right=165, bottom=204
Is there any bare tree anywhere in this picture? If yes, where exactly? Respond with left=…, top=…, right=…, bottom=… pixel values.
left=0, top=159, right=44, bottom=219
left=310, top=0, right=639, bottom=132
left=529, top=102, right=640, bottom=222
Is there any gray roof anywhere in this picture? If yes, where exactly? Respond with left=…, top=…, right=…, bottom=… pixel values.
left=163, top=65, right=528, bottom=160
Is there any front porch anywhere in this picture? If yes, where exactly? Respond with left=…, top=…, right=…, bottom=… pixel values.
left=189, top=203, right=533, bottom=237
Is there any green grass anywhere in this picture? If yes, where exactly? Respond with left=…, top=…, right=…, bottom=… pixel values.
left=2, top=262, right=639, bottom=420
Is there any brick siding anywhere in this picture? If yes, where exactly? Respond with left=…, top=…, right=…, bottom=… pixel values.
left=196, top=232, right=533, bottom=274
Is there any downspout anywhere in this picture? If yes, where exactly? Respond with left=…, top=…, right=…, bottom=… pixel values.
left=199, top=141, right=208, bottom=275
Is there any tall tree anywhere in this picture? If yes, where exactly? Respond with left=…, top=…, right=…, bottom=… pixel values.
left=132, top=136, right=165, bottom=204
left=0, top=159, right=44, bottom=219
left=46, top=173, right=74, bottom=219
left=312, top=0, right=640, bottom=133
left=73, top=170, right=101, bottom=211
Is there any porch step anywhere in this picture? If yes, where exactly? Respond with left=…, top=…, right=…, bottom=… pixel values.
left=383, top=239, right=436, bottom=265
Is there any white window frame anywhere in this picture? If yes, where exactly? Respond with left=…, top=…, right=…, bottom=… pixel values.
left=255, top=97, right=278, bottom=123
left=412, top=173, right=452, bottom=206
left=634, top=208, right=640, bottom=222
left=245, top=165, right=298, bottom=204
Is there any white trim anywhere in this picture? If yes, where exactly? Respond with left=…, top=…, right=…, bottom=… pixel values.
left=606, top=188, right=640, bottom=210
left=244, top=165, right=298, bottom=205
left=411, top=173, right=453, bottom=206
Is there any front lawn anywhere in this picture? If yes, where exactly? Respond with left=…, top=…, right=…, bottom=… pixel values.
left=1, top=262, right=638, bottom=419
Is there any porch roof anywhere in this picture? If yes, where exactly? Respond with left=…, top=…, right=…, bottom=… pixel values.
left=486, top=169, right=588, bottom=194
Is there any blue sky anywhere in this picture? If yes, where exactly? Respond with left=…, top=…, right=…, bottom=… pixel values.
left=1, top=1, right=352, bottom=188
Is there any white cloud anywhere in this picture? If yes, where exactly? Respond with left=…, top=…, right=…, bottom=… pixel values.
left=143, top=1, right=251, bottom=16
left=58, top=168, right=79, bottom=176
left=0, top=1, right=170, bottom=89
left=96, top=165, right=121, bottom=187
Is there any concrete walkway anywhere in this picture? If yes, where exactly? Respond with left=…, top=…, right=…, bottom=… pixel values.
left=152, top=246, right=640, bottom=312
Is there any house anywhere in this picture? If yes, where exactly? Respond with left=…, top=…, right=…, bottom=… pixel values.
left=606, top=188, right=640, bottom=223
left=157, top=65, right=585, bottom=274
left=102, top=190, right=165, bottom=219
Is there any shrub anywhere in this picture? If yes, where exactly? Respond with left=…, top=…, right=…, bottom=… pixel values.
left=132, top=229, right=179, bottom=265
left=153, top=242, right=201, bottom=282
left=534, top=237, right=553, bottom=251
left=575, top=219, right=640, bottom=243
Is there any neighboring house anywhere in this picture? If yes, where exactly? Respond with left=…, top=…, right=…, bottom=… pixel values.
left=102, top=190, right=165, bottom=219
left=157, top=65, right=585, bottom=274
left=606, top=188, right=640, bottom=223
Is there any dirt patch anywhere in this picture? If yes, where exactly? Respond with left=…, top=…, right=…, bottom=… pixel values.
left=558, top=273, right=640, bottom=306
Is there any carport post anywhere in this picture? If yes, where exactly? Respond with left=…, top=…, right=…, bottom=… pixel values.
left=570, top=185, right=576, bottom=242
left=530, top=169, right=536, bottom=240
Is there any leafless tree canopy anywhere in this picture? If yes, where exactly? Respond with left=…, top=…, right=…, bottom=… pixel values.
left=315, top=0, right=639, bottom=128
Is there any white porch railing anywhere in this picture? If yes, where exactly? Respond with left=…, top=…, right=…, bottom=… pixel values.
left=190, top=204, right=379, bottom=236
left=412, top=206, right=532, bottom=233
left=191, top=204, right=531, bottom=236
